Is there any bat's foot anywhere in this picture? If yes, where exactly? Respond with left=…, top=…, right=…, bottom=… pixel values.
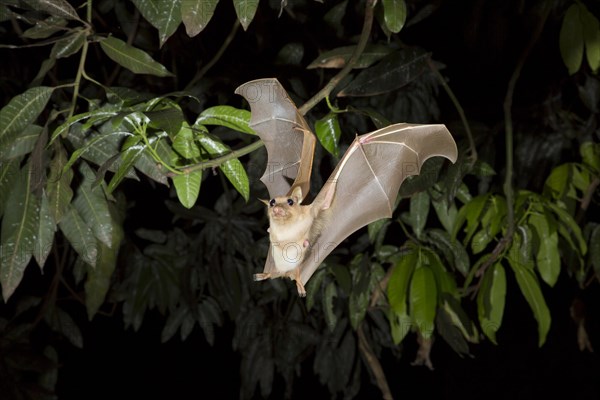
left=295, top=281, right=306, bottom=297
left=253, top=273, right=270, bottom=281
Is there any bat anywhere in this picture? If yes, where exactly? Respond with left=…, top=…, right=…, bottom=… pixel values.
left=235, top=78, right=458, bottom=296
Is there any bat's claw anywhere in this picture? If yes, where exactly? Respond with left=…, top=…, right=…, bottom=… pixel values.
left=254, top=273, right=269, bottom=281
left=295, top=281, right=307, bottom=297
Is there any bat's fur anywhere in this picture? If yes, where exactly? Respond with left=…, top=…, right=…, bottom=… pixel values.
left=254, top=186, right=331, bottom=296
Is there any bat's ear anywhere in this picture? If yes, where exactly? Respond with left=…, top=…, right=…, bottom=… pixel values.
left=259, top=198, right=270, bottom=206
left=291, top=186, right=304, bottom=204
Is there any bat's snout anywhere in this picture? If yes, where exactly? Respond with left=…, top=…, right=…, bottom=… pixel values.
left=271, top=205, right=287, bottom=218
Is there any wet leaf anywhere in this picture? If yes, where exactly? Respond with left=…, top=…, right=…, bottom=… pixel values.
left=100, top=36, right=174, bottom=77
left=181, top=0, right=219, bottom=37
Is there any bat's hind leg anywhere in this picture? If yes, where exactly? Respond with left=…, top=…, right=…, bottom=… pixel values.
left=292, top=269, right=306, bottom=297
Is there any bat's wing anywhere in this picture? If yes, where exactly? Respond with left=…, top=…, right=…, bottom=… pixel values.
left=299, top=123, right=458, bottom=284
left=235, top=78, right=315, bottom=200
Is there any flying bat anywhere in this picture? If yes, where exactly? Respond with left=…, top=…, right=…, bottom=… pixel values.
left=235, top=78, right=458, bottom=296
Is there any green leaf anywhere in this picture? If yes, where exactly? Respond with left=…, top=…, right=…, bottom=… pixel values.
left=453, top=193, right=489, bottom=242
left=85, top=204, right=123, bottom=319
left=314, top=112, right=341, bottom=157
left=409, top=264, right=436, bottom=338
left=476, top=263, right=506, bottom=344
left=181, top=0, right=219, bottom=37
left=387, top=249, right=417, bottom=315
left=99, top=36, right=174, bottom=77
left=560, top=4, right=584, bottom=75
left=22, top=16, right=68, bottom=39
left=47, top=145, right=73, bottom=224
left=424, top=248, right=458, bottom=298
left=0, top=166, right=40, bottom=301
left=107, top=141, right=147, bottom=193
left=338, top=48, right=430, bottom=97
left=307, top=44, right=393, bottom=69
left=64, top=131, right=133, bottom=172
left=441, top=295, right=478, bottom=343
left=173, top=170, right=202, bottom=209
left=529, top=212, right=560, bottom=287
left=173, top=122, right=201, bottom=158
left=581, top=6, right=600, bottom=72
left=580, top=142, right=600, bottom=173
left=131, top=0, right=182, bottom=47
left=233, top=0, right=259, bottom=30
left=33, top=194, right=56, bottom=269
left=45, top=307, right=83, bottom=348
left=73, top=163, right=113, bottom=247
left=23, top=0, right=80, bottom=20
left=425, top=228, right=470, bottom=276
left=409, top=190, right=430, bottom=239
left=305, top=267, right=326, bottom=311
left=431, top=194, right=457, bottom=234
left=546, top=202, right=587, bottom=255
left=0, top=124, right=41, bottom=161
left=382, top=0, right=407, bottom=33
left=196, top=131, right=250, bottom=201
left=59, top=207, right=98, bottom=267
left=323, top=281, right=338, bottom=332
left=0, top=86, right=53, bottom=150
left=388, top=309, right=412, bottom=345
left=0, top=158, right=20, bottom=218
left=50, top=30, right=86, bottom=59
left=195, top=106, right=254, bottom=134
left=508, top=258, right=551, bottom=346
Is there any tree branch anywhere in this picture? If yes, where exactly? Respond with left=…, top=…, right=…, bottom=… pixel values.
left=358, top=324, right=393, bottom=400
left=298, top=0, right=378, bottom=116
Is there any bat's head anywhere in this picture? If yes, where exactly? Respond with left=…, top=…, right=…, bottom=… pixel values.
left=263, top=186, right=305, bottom=222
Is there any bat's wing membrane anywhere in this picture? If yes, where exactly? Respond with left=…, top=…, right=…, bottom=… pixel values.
left=235, top=78, right=315, bottom=200
left=299, top=123, right=458, bottom=284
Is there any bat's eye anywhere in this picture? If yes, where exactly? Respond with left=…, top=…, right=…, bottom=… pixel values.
left=287, top=198, right=294, bottom=206
left=269, top=199, right=276, bottom=207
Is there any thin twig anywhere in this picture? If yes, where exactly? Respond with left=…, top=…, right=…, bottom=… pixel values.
left=298, top=0, right=378, bottom=116
left=185, top=19, right=240, bottom=91
left=168, top=139, right=264, bottom=176
left=428, top=58, right=477, bottom=163
left=358, top=324, right=393, bottom=400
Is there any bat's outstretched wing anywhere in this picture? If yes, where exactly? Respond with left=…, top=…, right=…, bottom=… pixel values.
left=235, top=78, right=315, bottom=200
left=298, top=123, right=458, bottom=284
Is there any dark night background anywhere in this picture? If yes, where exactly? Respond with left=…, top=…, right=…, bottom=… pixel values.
left=1, top=0, right=599, bottom=399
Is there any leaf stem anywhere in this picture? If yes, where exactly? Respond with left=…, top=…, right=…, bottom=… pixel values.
left=298, top=0, right=378, bottom=116
left=67, top=37, right=89, bottom=120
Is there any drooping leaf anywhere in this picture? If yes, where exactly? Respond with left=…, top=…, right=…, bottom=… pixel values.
left=0, top=166, right=40, bottom=301
left=233, top=0, right=259, bottom=30
left=173, top=122, right=201, bottom=158
left=131, top=0, right=182, bottom=46
left=387, top=248, right=417, bottom=315
left=63, top=130, right=133, bottom=172
left=409, top=264, right=437, bottom=339
left=590, top=225, right=600, bottom=279
left=338, top=48, right=430, bottom=97
left=453, top=193, right=490, bottom=242
left=305, top=267, right=326, bottom=311
left=107, top=141, right=147, bottom=193
left=546, top=202, right=587, bottom=255
left=580, top=142, right=600, bottom=173
left=33, top=194, right=56, bottom=269
left=424, top=248, right=458, bottom=298
left=196, top=130, right=250, bottom=201
left=441, top=295, right=478, bottom=343
left=85, top=203, right=124, bottom=319
left=560, top=4, right=584, bottom=75
left=23, top=0, right=80, bottom=20
left=72, top=163, right=113, bottom=247
left=100, top=36, right=174, bottom=77
left=307, top=44, right=393, bottom=69
left=529, top=212, right=560, bottom=287
left=323, top=281, right=338, bottom=332
left=382, top=0, right=407, bottom=33
left=181, top=0, right=219, bottom=37
left=45, top=306, right=83, bottom=348
left=0, top=86, right=53, bottom=150
left=314, top=112, right=341, bottom=157
left=47, top=144, right=73, bottom=224
left=431, top=193, right=457, bottom=234
left=476, top=263, right=506, bottom=344
left=508, top=257, right=551, bottom=346
left=173, top=170, right=202, bottom=208
left=388, top=309, right=412, bottom=345
left=0, top=157, right=20, bottom=218
left=581, top=5, right=600, bottom=72
left=59, top=207, right=98, bottom=267
left=409, top=190, right=430, bottom=239
left=0, top=124, right=41, bottom=161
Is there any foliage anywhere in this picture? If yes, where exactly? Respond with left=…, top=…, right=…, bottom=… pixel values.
left=0, top=0, right=599, bottom=398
